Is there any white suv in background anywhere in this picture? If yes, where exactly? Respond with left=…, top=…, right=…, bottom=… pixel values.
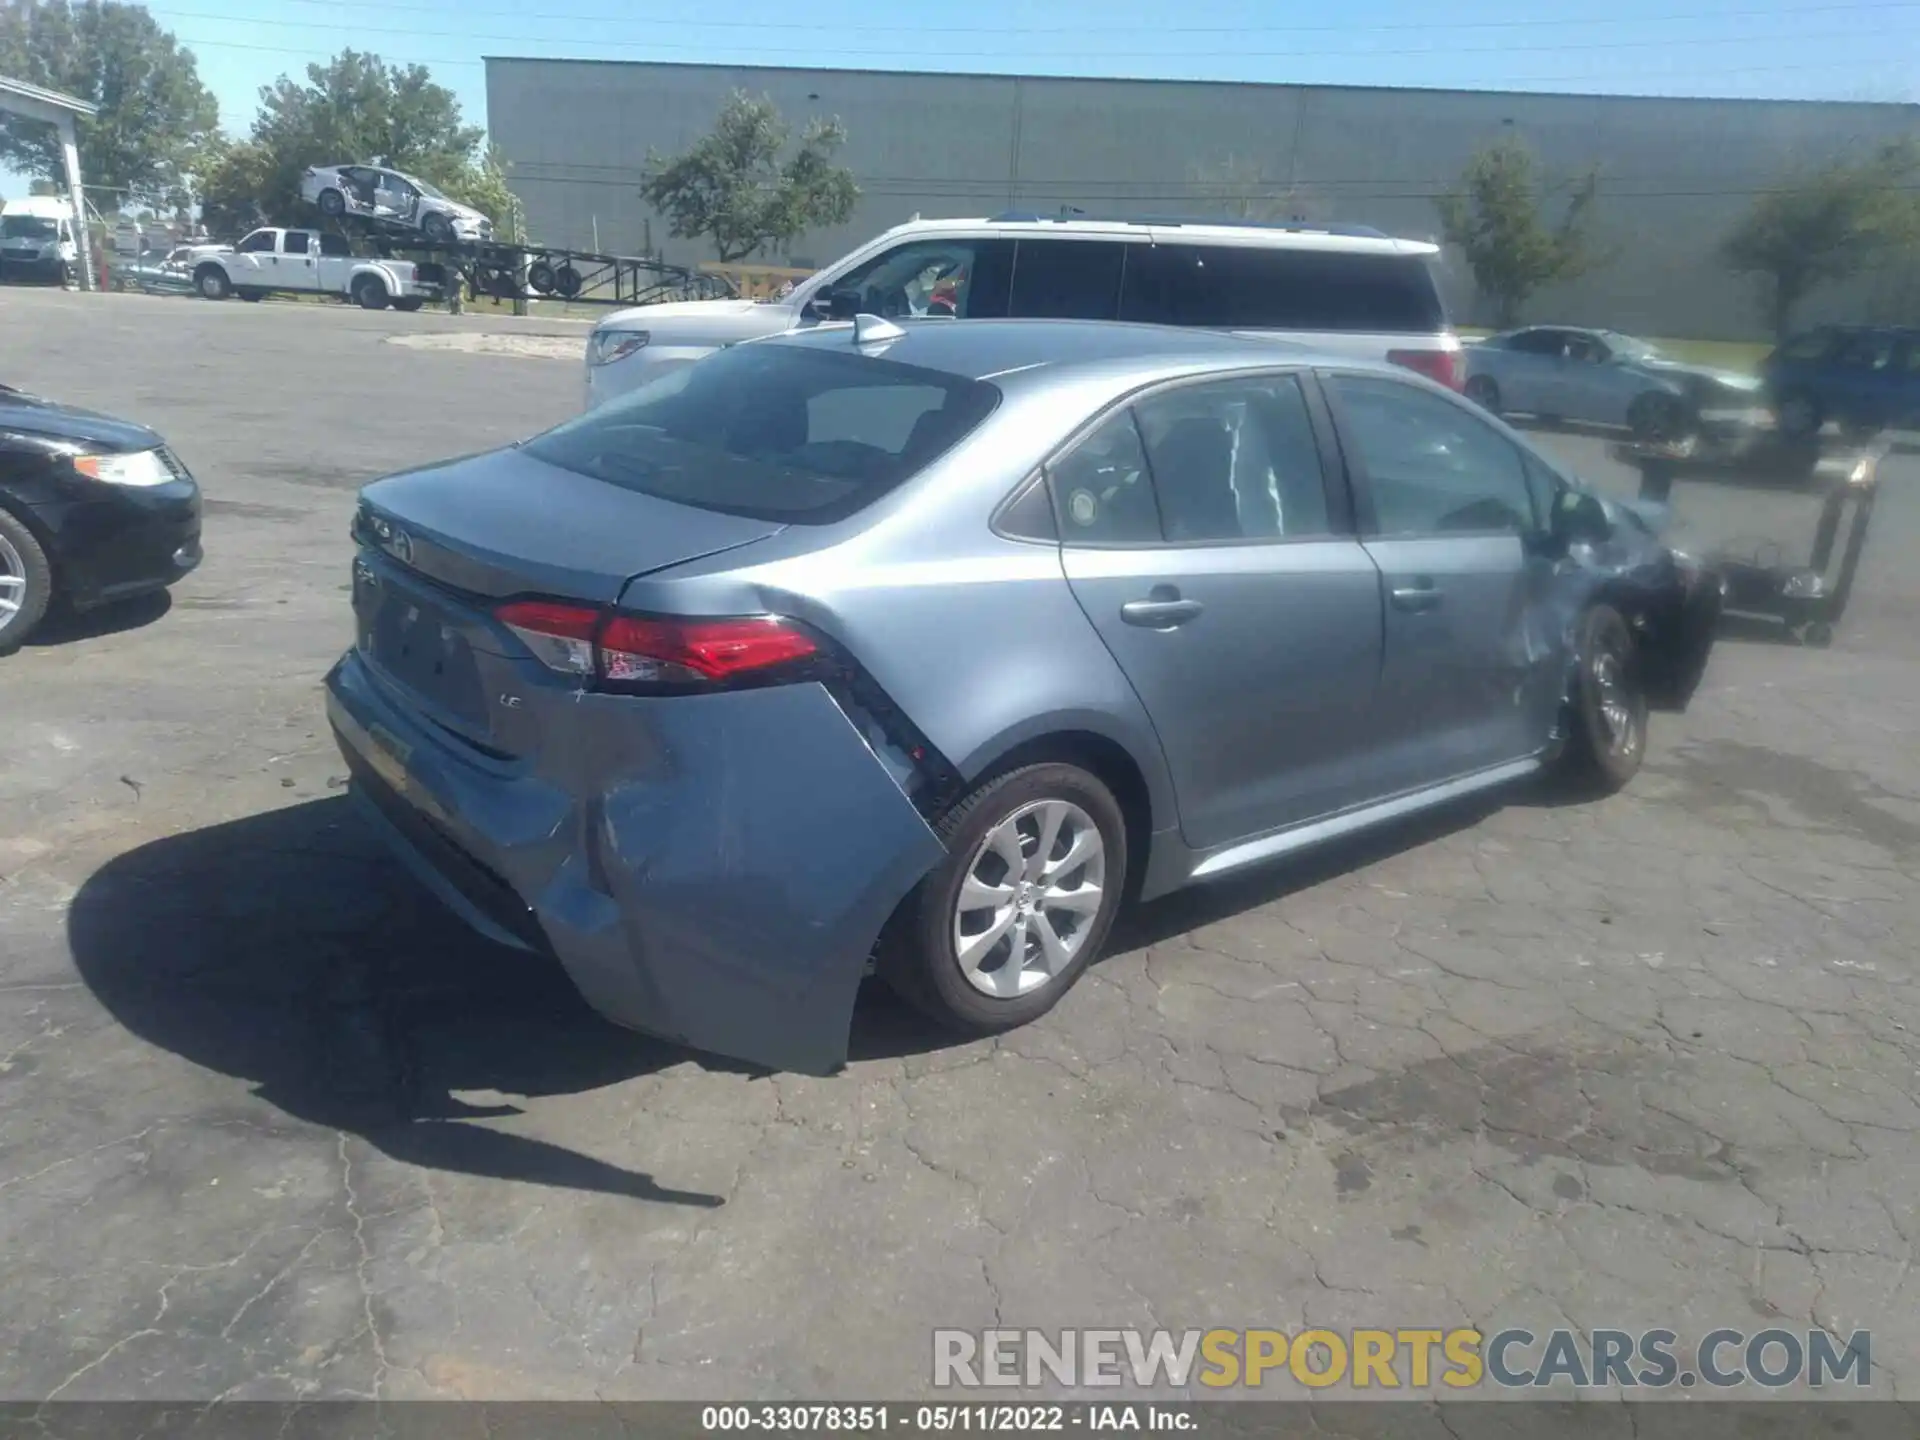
left=583, top=213, right=1461, bottom=409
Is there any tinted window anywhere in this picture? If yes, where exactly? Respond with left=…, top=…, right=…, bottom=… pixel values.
left=828, top=239, right=1013, bottom=319
left=1133, top=376, right=1331, bottom=541
left=319, top=232, right=351, bottom=257
left=1834, top=332, right=1896, bottom=370
left=1775, top=329, right=1833, bottom=361
left=1008, top=239, right=1126, bottom=320
left=2, top=216, right=57, bottom=239
left=282, top=230, right=311, bottom=255
left=1121, top=244, right=1444, bottom=333
left=522, top=344, right=999, bottom=525
left=1563, top=333, right=1609, bottom=363
left=1505, top=329, right=1566, bottom=355
left=1049, top=411, right=1160, bottom=545
left=237, top=231, right=275, bottom=253
left=1327, top=374, right=1536, bottom=536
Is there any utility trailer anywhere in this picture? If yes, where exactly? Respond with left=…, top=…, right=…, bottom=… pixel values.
left=342, top=214, right=736, bottom=307
left=1613, top=433, right=1885, bottom=648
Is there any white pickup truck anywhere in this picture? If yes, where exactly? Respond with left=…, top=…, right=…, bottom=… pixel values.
left=191, top=226, right=444, bottom=310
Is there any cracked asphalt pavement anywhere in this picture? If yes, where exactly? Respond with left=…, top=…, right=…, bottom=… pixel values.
left=2, top=291, right=1917, bottom=1405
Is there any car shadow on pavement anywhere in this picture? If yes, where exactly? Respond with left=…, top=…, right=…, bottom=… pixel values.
left=1109, top=794, right=1510, bottom=954
left=66, top=795, right=733, bottom=1208
left=27, top=590, right=172, bottom=647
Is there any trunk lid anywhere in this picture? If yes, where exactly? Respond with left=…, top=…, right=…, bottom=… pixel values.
left=352, top=446, right=785, bottom=749
left=358, top=445, right=784, bottom=604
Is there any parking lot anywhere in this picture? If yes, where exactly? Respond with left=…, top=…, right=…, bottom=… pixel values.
left=3, top=288, right=1918, bottom=1404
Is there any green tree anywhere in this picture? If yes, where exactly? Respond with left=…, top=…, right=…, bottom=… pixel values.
left=195, top=49, right=513, bottom=232
left=1188, top=154, right=1328, bottom=225
left=640, top=90, right=859, bottom=263
left=0, top=0, right=218, bottom=208
left=1721, top=143, right=1920, bottom=339
left=1436, top=137, right=1602, bottom=329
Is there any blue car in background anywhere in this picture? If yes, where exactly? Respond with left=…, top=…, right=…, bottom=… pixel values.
left=1763, top=325, right=1920, bottom=439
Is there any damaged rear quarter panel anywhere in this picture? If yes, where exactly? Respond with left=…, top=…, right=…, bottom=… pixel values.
left=591, top=683, right=947, bottom=1075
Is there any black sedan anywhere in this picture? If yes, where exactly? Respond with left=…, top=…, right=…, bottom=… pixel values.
left=0, top=384, right=202, bottom=654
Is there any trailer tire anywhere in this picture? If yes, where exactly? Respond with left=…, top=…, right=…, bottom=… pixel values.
left=553, top=264, right=582, bottom=299
left=195, top=265, right=231, bottom=300
left=352, top=274, right=390, bottom=311
left=526, top=260, right=556, bottom=295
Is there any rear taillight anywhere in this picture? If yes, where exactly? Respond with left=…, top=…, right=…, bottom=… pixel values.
left=494, top=601, right=822, bottom=691
left=1389, top=349, right=1463, bottom=390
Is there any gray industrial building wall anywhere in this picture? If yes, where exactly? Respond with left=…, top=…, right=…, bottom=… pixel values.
left=486, top=58, right=1920, bottom=341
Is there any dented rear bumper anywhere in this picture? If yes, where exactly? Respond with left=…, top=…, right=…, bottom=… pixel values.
left=325, top=649, right=945, bottom=1075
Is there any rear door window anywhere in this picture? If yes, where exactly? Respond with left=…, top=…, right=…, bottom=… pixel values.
left=1008, top=239, right=1127, bottom=320
left=522, top=344, right=1000, bottom=525
left=319, top=233, right=352, bottom=258
left=1132, top=375, right=1333, bottom=541
left=1121, top=244, right=1445, bottom=333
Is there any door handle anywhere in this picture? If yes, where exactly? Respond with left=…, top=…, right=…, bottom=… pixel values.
left=1120, top=589, right=1203, bottom=629
left=1390, top=580, right=1442, bottom=612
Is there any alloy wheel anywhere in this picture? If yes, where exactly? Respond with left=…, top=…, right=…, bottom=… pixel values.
left=0, top=529, right=26, bottom=635
left=951, top=798, right=1106, bottom=999
left=1590, top=644, right=1642, bottom=760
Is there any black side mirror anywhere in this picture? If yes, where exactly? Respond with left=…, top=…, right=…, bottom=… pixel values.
left=1553, top=489, right=1613, bottom=546
left=809, top=287, right=860, bottom=320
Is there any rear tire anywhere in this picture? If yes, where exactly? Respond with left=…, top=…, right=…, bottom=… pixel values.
left=352, top=274, right=389, bottom=311
left=318, top=188, right=346, bottom=218
left=0, top=507, right=54, bottom=656
left=1464, top=375, right=1502, bottom=414
left=1553, top=604, right=1648, bottom=794
left=881, top=763, right=1128, bottom=1036
left=237, top=288, right=264, bottom=302
left=392, top=296, right=424, bottom=312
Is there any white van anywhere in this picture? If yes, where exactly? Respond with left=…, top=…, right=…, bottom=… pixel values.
left=0, top=196, right=80, bottom=284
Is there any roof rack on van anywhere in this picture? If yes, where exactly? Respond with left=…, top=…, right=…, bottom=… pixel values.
left=986, top=209, right=1388, bottom=239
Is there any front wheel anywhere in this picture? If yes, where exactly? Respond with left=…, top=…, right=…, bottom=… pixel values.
left=195, top=265, right=231, bottom=300
left=0, top=507, right=54, bottom=656
left=1628, top=392, right=1690, bottom=443
left=882, top=763, right=1128, bottom=1035
left=1554, top=604, right=1649, bottom=794
left=1776, top=390, right=1823, bottom=439
left=421, top=212, right=454, bottom=245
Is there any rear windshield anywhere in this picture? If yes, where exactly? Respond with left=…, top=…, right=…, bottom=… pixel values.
left=1119, top=244, right=1446, bottom=334
left=523, top=342, right=1000, bottom=524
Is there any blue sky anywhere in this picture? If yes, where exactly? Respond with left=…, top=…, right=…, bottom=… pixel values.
left=11, top=0, right=1918, bottom=201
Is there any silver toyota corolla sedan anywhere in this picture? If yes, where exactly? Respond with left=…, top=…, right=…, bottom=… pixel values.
left=326, top=317, right=1721, bottom=1074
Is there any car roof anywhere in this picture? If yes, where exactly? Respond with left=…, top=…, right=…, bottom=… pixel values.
left=763, top=317, right=1380, bottom=388
left=867, top=214, right=1439, bottom=257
